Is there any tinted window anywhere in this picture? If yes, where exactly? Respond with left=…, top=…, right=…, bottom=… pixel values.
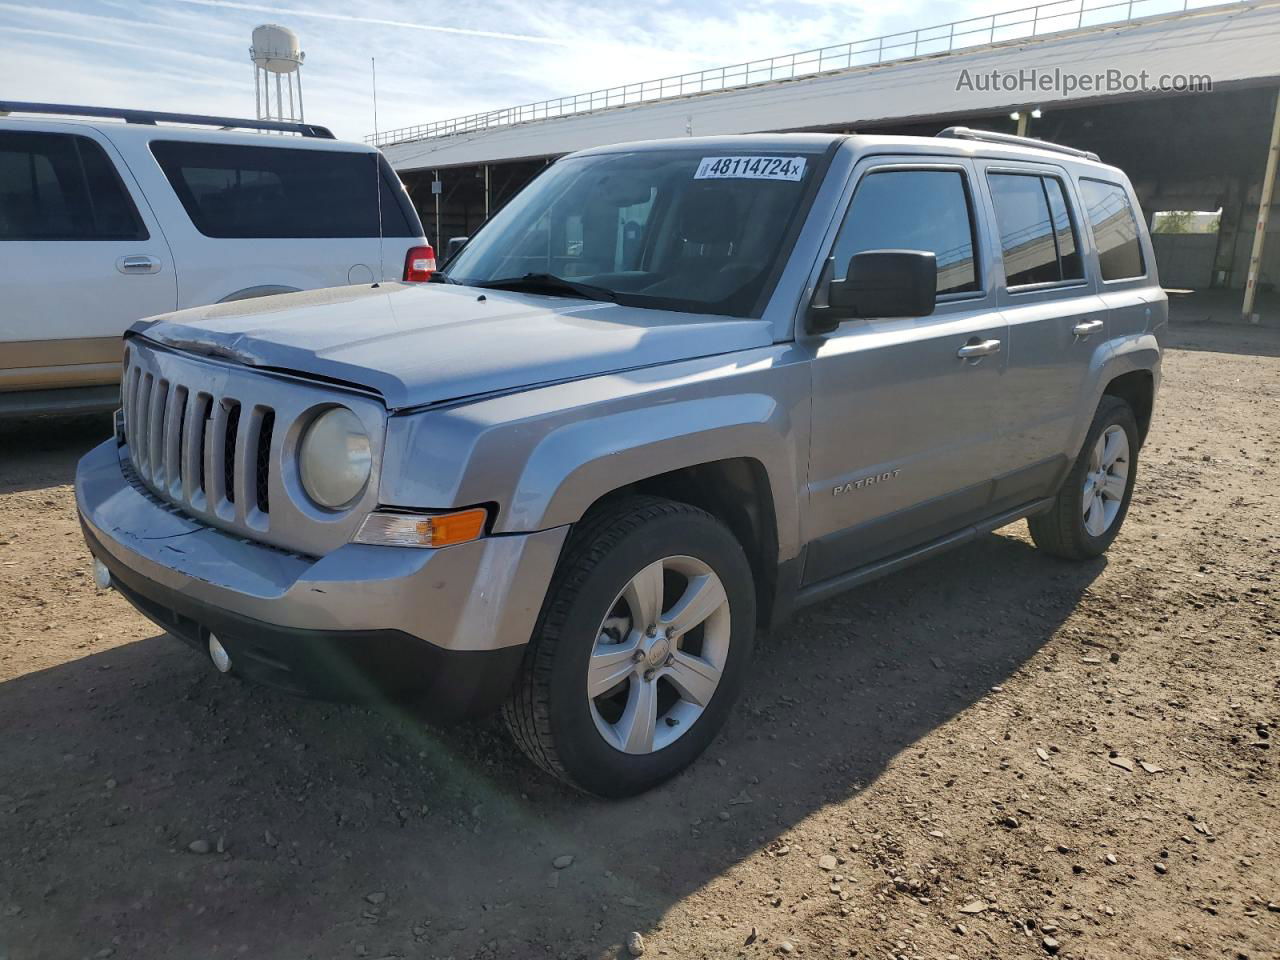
left=1044, top=178, right=1083, bottom=280
left=829, top=169, right=979, bottom=296
left=446, top=149, right=827, bottom=318
left=151, top=141, right=419, bottom=239
left=1079, top=178, right=1146, bottom=281
left=0, top=132, right=147, bottom=241
left=988, top=173, right=1084, bottom=287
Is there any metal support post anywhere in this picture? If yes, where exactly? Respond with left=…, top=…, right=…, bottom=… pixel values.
left=1242, top=87, right=1280, bottom=322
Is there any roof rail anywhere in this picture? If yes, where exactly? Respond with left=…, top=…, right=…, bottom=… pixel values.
left=936, top=126, right=1100, bottom=162
left=0, top=102, right=335, bottom=139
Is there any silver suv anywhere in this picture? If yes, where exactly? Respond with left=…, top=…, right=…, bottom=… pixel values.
left=76, top=129, right=1165, bottom=797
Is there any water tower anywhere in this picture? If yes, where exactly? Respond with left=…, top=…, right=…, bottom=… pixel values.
left=250, top=24, right=305, bottom=123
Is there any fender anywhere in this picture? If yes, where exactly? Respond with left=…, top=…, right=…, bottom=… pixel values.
left=1067, top=330, right=1161, bottom=456
left=510, top=393, right=803, bottom=559
left=379, top=350, right=811, bottom=562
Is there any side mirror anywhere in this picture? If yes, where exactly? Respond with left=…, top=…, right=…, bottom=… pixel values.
left=809, top=250, right=937, bottom=333
left=444, top=236, right=470, bottom=261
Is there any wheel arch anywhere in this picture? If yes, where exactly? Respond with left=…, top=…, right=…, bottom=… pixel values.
left=581, top=458, right=781, bottom=628
left=1072, top=333, right=1160, bottom=454
left=485, top=389, right=802, bottom=628
left=495, top=390, right=803, bottom=549
left=1102, top=369, right=1155, bottom=445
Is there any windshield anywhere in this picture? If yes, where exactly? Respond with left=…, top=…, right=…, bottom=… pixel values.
left=443, top=148, right=826, bottom=317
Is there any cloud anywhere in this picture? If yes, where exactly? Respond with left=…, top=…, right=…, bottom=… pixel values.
left=0, top=1, right=241, bottom=42
left=166, top=0, right=569, bottom=45
left=5, top=24, right=239, bottom=67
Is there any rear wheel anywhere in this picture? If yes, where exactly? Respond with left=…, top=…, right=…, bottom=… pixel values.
left=1029, top=395, right=1139, bottom=560
left=503, top=496, right=755, bottom=797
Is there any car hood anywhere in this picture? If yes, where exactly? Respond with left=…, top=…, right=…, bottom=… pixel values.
left=134, top=283, right=774, bottom=410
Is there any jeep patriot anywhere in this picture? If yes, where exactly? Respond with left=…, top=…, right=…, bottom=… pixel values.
left=77, top=129, right=1165, bottom=796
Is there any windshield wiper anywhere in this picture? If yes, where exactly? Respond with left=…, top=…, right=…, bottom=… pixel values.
left=426, top=272, right=457, bottom=284
left=468, top=272, right=618, bottom=302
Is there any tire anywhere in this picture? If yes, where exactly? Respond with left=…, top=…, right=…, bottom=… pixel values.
left=1028, top=395, right=1140, bottom=560
left=503, top=495, right=756, bottom=797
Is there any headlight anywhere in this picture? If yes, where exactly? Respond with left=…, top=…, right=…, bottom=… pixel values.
left=298, top=407, right=372, bottom=509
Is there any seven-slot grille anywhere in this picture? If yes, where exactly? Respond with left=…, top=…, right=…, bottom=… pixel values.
left=123, top=352, right=276, bottom=531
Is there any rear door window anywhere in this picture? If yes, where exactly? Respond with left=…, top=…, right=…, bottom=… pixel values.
left=0, top=131, right=147, bottom=241
left=1079, top=178, right=1146, bottom=281
left=150, top=140, right=418, bottom=239
left=829, top=168, right=981, bottom=297
left=987, top=172, right=1084, bottom=287
left=1043, top=178, right=1083, bottom=281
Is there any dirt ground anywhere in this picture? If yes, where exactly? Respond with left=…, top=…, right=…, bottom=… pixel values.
left=1, top=324, right=1277, bottom=960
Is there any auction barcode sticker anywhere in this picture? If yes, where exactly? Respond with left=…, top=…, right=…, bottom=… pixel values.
left=694, top=156, right=807, bottom=181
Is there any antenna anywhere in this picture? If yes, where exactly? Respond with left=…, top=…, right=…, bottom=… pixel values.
left=372, top=56, right=385, bottom=284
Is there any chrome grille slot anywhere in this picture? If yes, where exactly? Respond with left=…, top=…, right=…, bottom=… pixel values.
left=182, top=392, right=211, bottom=507
left=255, top=411, right=275, bottom=514
left=120, top=340, right=385, bottom=557
left=168, top=386, right=188, bottom=500
left=232, top=405, right=270, bottom=521
left=123, top=363, right=142, bottom=447
left=137, top=376, right=154, bottom=481
left=204, top=398, right=233, bottom=520
left=222, top=401, right=241, bottom=506
left=147, top=378, right=169, bottom=490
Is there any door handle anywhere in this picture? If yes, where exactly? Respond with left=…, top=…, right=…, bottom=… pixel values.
left=116, top=255, right=161, bottom=275
left=1073, top=319, right=1105, bottom=337
left=956, top=338, right=1002, bottom=359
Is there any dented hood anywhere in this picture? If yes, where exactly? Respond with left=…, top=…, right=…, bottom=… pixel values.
left=134, top=282, right=774, bottom=409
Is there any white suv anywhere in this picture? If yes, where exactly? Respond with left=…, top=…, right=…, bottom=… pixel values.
left=0, top=102, right=431, bottom=417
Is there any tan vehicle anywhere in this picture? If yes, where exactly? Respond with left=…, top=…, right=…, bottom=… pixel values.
left=0, top=102, right=431, bottom=417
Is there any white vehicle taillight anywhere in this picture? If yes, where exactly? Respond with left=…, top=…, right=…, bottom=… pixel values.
left=403, top=244, right=437, bottom=282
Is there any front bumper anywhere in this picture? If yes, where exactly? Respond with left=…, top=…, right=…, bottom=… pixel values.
left=76, top=439, right=567, bottom=716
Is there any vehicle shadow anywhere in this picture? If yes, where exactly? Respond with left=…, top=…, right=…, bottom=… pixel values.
left=0, top=531, right=1103, bottom=960
left=0, top=413, right=112, bottom=495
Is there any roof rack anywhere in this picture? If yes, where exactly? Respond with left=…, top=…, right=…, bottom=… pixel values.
left=936, top=126, right=1100, bottom=162
left=0, top=102, right=335, bottom=139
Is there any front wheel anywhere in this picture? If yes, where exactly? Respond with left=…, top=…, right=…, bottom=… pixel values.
left=503, top=496, right=755, bottom=797
left=1029, top=395, right=1140, bottom=560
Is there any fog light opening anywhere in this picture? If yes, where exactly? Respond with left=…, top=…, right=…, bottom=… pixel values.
left=92, top=558, right=112, bottom=591
left=208, top=634, right=233, bottom=674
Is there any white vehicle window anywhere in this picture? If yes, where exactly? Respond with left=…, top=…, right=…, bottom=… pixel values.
left=0, top=131, right=147, bottom=241
left=150, top=140, right=421, bottom=239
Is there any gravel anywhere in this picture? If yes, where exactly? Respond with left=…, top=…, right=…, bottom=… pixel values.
left=2, top=326, right=1278, bottom=960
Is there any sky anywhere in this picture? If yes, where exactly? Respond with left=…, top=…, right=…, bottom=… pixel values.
left=0, top=0, right=1018, bottom=142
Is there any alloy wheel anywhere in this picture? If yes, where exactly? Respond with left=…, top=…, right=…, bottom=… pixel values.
left=1082, top=423, right=1130, bottom=537
left=587, top=555, right=731, bottom=755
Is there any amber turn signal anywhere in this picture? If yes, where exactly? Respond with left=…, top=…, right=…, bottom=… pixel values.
left=354, top=507, right=488, bottom=548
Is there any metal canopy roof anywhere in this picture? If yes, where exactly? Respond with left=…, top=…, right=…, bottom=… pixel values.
left=382, top=0, right=1280, bottom=172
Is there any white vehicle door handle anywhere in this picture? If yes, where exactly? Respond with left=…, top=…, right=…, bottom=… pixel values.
left=1073, top=319, right=1105, bottom=337
left=956, top=338, right=1002, bottom=359
left=117, top=255, right=161, bottom=275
